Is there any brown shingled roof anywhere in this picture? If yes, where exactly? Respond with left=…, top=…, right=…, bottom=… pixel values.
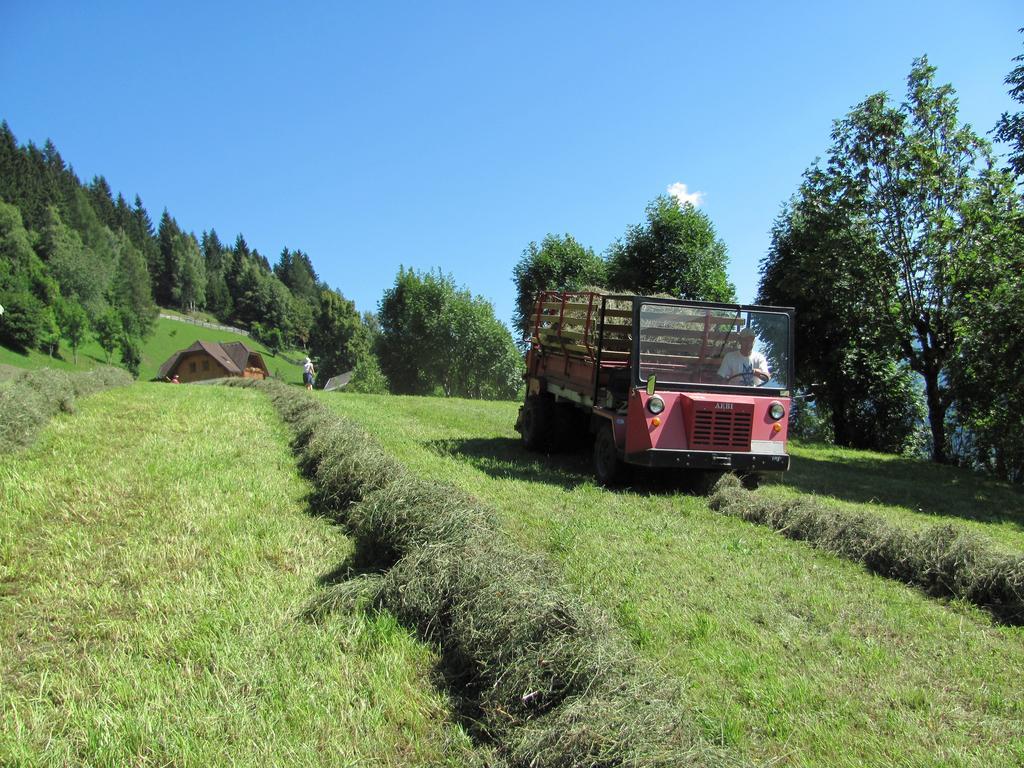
left=157, top=340, right=267, bottom=380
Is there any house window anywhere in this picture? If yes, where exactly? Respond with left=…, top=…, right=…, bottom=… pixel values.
left=190, top=361, right=197, bottom=373
left=202, top=360, right=209, bottom=371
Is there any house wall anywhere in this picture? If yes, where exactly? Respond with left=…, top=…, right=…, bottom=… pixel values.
left=174, top=351, right=230, bottom=383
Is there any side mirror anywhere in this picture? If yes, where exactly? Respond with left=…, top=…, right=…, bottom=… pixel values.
left=646, top=374, right=656, bottom=395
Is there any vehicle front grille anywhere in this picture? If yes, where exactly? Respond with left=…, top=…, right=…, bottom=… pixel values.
left=691, top=408, right=753, bottom=451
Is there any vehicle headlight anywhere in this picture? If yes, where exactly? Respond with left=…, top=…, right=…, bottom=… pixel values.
left=769, top=402, right=785, bottom=421
left=648, top=395, right=665, bottom=415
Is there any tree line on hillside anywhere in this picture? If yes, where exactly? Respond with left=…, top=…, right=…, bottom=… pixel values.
left=514, top=45, right=1024, bottom=484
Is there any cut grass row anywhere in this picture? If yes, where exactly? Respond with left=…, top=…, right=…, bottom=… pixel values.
left=710, top=474, right=1023, bottom=624
left=0, top=384, right=485, bottom=766
left=252, top=378, right=737, bottom=767
left=320, top=392, right=1024, bottom=768
left=0, top=366, right=133, bottom=452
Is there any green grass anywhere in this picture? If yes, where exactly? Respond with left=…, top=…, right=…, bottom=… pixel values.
left=0, top=312, right=306, bottom=385
left=320, top=392, right=1024, bottom=768
left=0, top=385, right=486, bottom=766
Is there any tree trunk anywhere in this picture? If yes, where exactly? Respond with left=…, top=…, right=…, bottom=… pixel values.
left=829, top=392, right=853, bottom=447
left=922, top=367, right=948, bottom=463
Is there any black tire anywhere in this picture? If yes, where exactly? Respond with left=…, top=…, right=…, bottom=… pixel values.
left=553, top=401, right=587, bottom=450
left=593, top=422, right=623, bottom=486
left=521, top=394, right=554, bottom=451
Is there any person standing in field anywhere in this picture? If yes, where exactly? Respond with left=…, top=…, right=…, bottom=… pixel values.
left=303, top=357, right=316, bottom=390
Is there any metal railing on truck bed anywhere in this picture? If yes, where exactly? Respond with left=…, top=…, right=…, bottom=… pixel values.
left=530, top=291, right=630, bottom=364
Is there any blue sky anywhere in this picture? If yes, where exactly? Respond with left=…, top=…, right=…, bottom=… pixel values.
left=2, top=2, right=1021, bottom=329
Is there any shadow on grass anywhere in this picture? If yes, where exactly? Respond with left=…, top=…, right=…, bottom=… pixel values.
left=782, top=449, right=1024, bottom=532
left=428, top=436, right=594, bottom=490
left=427, top=437, right=719, bottom=497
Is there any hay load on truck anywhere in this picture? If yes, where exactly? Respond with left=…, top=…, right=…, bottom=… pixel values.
left=515, top=291, right=795, bottom=486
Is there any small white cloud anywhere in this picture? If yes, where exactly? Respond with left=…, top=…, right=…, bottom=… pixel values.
left=667, top=181, right=704, bottom=208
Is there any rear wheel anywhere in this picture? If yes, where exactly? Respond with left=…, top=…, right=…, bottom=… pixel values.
left=594, top=422, right=623, bottom=486
left=521, top=394, right=554, bottom=451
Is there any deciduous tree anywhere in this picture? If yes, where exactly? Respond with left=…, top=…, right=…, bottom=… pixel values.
left=512, top=233, right=605, bottom=341
left=781, top=57, right=1014, bottom=463
left=606, top=196, right=735, bottom=302
left=378, top=268, right=521, bottom=399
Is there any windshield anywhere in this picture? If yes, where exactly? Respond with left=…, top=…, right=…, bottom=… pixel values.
left=637, top=303, right=791, bottom=389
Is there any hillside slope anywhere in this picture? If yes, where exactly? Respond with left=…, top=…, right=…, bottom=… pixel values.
left=323, top=392, right=1024, bottom=768
left=0, top=314, right=305, bottom=384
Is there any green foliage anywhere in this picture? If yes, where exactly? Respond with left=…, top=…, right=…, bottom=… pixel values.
left=119, top=331, right=141, bottom=377
left=176, top=231, right=206, bottom=312
left=57, top=298, right=89, bottom=364
left=93, top=309, right=119, bottom=363
left=40, top=205, right=114, bottom=321
left=110, top=229, right=157, bottom=338
left=994, top=29, right=1024, bottom=178
left=308, top=288, right=368, bottom=384
left=512, top=233, right=606, bottom=340
left=765, top=57, right=1020, bottom=464
left=274, top=247, right=322, bottom=305
left=378, top=268, right=522, bottom=399
left=606, top=195, right=735, bottom=302
left=0, top=201, right=58, bottom=351
left=947, top=170, right=1024, bottom=482
left=760, top=180, right=924, bottom=454
left=347, top=353, right=390, bottom=394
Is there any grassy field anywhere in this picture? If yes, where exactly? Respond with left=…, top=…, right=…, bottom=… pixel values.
left=0, top=385, right=486, bottom=766
left=321, top=392, right=1024, bottom=768
left=0, top=313, right=305, bottom=385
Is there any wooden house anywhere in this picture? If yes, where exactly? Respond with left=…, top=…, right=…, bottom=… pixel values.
left=157, top=341, right=269, bottom=383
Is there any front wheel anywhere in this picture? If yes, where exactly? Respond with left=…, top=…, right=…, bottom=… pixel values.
left=593, top=422, right=623, bottom=486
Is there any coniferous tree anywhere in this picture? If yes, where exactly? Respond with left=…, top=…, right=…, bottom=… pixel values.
left=88, top=176, right=117, bottom=230
left=111, top=230, right=157, bottom=337
left=156, top=210, right=183, bottom=307
left=308, top=288, right=369, bottom=383
left=201, top=229, right=232, bottom=318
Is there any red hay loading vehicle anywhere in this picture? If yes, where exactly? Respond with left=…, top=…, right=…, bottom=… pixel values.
left=515, top=291, right=795, bottom=485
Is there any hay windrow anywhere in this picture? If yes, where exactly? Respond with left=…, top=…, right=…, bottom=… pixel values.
left=709, top=474, right=1024, bottom=624
left=251, top=379, right=734, bottom=768
left=0, top=366, right=134, bottom=452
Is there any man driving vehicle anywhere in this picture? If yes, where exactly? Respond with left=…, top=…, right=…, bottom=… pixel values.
left=718, top=328, right=770, bottom=386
